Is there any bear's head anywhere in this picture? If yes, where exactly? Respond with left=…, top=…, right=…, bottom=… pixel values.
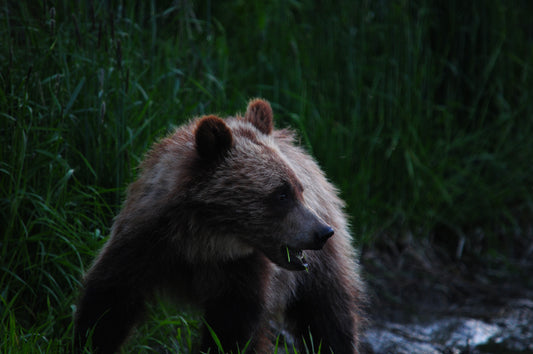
left=188, top=99, right=334, bottom=271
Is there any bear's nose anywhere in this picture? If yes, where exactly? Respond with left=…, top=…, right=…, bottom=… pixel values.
left=316, top=225, right=334, bottom=243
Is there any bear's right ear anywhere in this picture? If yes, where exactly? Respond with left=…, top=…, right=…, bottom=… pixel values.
left=195, top=115, right=233, bottom=161
left=245, top=98, right=273, bottom=135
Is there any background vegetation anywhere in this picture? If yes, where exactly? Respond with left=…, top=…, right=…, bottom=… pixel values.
left=1, top=0, right=532, bottom=351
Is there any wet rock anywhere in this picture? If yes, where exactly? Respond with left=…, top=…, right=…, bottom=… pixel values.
left=487, top=298, right=533, bottom=352
left=363, top=298, right=533, bottom=353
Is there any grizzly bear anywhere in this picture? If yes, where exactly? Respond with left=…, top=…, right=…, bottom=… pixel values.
left=74, top=99, right=366, bottom=353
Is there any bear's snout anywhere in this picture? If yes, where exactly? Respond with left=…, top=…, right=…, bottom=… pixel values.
left=316, top=225, right=334, bottom=242
left=288, top=204, right=335, bottom=251
left=310, top=224, right=334, bottom=249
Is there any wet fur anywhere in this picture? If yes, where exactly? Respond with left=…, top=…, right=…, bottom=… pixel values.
left=74, top=99, right=366, bottom=353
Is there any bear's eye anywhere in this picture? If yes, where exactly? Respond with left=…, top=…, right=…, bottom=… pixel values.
left=266, top=183, right=295, bottom=216
left=275, top=183, right=293, bottom=204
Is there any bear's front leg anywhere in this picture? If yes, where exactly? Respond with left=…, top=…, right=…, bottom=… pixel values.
left=74, top=226, right=161, bottom=353
left=201, top=290, right=266, bottom=353
left=75, top=279, right=146, bottom=353
left=200, top=253, right=272, bottom=353
left=286, top=253, right=365, bottom=353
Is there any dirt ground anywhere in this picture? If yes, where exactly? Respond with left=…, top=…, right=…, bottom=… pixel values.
left=360, top=225, right=533, bottom=323
left=359, top=226, right=533, bottom=353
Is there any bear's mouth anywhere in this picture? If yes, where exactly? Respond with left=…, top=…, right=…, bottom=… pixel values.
left=284, top=246, right=309, bottom=271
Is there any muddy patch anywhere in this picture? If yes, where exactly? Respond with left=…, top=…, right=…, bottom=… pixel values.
left=361, top=230, right=533, bottom=353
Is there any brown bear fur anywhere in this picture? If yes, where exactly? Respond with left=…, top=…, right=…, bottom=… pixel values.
left=74, top=99, right=366, bottom=353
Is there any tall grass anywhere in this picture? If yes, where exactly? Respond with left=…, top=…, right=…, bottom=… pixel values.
left=1, top=0, right=532, bottom=351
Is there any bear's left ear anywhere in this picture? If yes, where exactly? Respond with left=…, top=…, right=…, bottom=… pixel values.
left=245, top=98, right=273, bottom=135
left=195, top=115, right=233, bottom=161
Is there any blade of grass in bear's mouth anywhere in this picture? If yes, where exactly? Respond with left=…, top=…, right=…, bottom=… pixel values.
left=298, top=251, right=308, bottom=269
left=285, top=246, right=308, bottom=268
left=297, top=250, right=309, bottom=271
